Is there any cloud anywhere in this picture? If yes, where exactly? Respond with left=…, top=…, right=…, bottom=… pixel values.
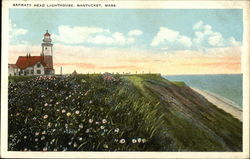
left=53, top=25, right=139, bottom=46
left=192, top=21, right=241, bottom=48
left=128, top=30, right=143, bottom=36
left=192, top=21, right=204, bottom=30
left=52, top=25, right=108, bottom=44
left=9, top=20, right=28, bottom=43
left=208, top=32, right=224, bottom=46
left=178, top=36, right=193, bottom=48
left=151, top=27, right=192, bottom=48
left=151, top=21, right=241, bottom=51
left=87, top=32, right=135, bottom=46
left=228, top=37, right=241, bottom=47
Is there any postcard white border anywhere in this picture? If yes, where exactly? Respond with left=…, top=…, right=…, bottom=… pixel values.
left=1, top=0, right=250, bottom=158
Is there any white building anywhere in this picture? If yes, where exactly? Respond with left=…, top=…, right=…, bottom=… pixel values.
left=9, top=30, right=55, bottom=76
left=8, top=64, right=20, bottom=76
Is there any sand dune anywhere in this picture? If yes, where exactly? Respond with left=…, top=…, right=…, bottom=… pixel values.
left=191, top=87, right=242, bottom=121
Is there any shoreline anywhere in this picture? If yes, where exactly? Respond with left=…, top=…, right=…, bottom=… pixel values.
left=191, top=87, right=242, bottom=121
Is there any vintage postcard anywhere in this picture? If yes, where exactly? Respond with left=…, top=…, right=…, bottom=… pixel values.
left=1, top=0, right=250, bottom=158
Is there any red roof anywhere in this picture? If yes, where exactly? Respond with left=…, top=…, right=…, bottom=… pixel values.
left=44, top=32, right=50, bottom=36
left=16, top=56, right=47, bottom=69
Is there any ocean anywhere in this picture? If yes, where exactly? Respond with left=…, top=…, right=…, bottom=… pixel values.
left=164, top=74, right=242, bottom=108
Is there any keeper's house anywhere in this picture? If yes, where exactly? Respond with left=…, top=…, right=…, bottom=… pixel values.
left=8, top=30, right=54, bottom=76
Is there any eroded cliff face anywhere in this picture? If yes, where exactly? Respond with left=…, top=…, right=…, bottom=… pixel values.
left=125, top=74, right=242, bottom=151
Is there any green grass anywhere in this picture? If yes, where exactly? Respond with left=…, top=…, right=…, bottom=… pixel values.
left=8, top=75, right=35, bottom=83
left=123, top=74, right=242, bottom=151
left=171, top=81, right=186, bottom=87
left=8, top=74, right=242, bottom=151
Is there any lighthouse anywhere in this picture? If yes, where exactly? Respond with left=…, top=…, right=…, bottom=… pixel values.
left=42, top=30, right=53, bottom=56
left=9, top=30, right=55, bottom=76
left=41, top=30, right=54, bottom=75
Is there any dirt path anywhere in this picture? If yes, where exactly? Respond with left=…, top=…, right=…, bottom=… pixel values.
left=191, top=87, right=242, bottom=121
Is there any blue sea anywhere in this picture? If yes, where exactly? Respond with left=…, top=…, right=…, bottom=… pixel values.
left=164, top=74, right=242, bottom=108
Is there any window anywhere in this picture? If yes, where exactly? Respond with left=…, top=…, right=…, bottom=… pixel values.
left=37, top=63, right=41, bottom=68
left=31, top=70, right=34, bottom=74
left=45, top=70, right=51, bottom=75
left=37, top=70, right=41, bottom=74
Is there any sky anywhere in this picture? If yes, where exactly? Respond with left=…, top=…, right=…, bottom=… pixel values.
left=9, top=9, right=243, bottom=75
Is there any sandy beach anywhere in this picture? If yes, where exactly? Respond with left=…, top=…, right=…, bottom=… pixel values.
left=191, top=87, right=242, bottom=121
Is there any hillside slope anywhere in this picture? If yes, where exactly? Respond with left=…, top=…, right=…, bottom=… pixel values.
left=8, top=74, right=242, bottom=151
left=124, top=74, right=242, bottom=151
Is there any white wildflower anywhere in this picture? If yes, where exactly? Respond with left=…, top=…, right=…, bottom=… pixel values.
left=48, top=122, right=52, bottom=127
left=119, top=139, right=126, bottom=144
left=102, top=119, right=107, bottom=124
left=85, top=129, right=90, bottom=133
left=73, top=142, right=77, bottom=147
left=89, top=119, right=93, bottom=123
left=66, top=112, right=71, bottom=116
left=137, top=138, right=142, bottom=143
left=79, top=124, right=83, bottom=129
left=43, top=114, right=48, bottom=119
left=65, top=124, right=68, bottom=128
left=132, top=139, right=137, bottom=143
left=50, top=139, right=55, bottom=144
left=41, top=136, right=45, bottom=140
left=114, top=128, right=119, bottom=133
left=103, top=144, right=109, bottom=149
left=75, top=110, right=80, bottom=115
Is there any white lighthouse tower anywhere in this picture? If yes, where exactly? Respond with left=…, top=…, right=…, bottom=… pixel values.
left=41, top=30, right=54, bottom=75
left=42, top=30, right=53, bottom=56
